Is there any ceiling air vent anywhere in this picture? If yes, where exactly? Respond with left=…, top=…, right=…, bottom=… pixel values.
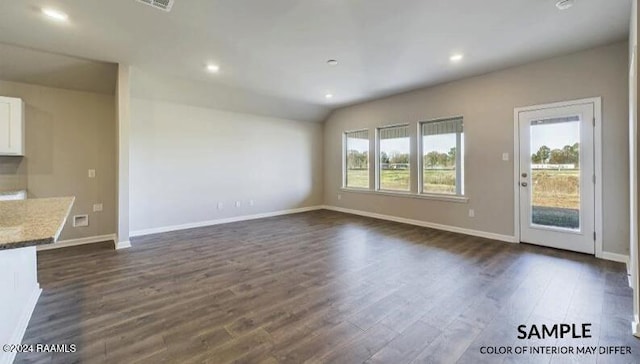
left=136, top=0, right=174, bottom=12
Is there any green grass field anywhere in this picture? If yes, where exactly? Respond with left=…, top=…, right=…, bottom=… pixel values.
left=345, top=169, right=456, bottom=193
left=345, top=169, right=369, bottom=189
left=345, top=168, right=580, bottom=209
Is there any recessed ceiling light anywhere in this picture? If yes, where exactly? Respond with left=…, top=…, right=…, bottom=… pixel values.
left=206, top=64, right=220, bottom=73
left=450, top=54, right=464, bottom=62
left=41, top=8, right=68, bottom=22
left=327, top=60, right=339, bottom=66
left=325, top=93, right=334, bottom=99
left=556, top=0, right=574, bottom=10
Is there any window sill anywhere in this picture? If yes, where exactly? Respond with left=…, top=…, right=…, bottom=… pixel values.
left=340, top=188, right=469, bottom=203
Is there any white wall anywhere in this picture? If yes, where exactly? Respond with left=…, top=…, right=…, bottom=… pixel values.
left=130, top=69, right=330, bottom=123
left=324, top=41, right=629, bottom=255
left=129, top=98, right=323, bottom=234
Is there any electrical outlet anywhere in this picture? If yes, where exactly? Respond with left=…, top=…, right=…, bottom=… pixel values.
left=249, top=200, right=255, bottom=206
left=235, top=201, right=241, bottom=208
left=93, top=203, right=103, bottom=212
left=468, top=209, right=475, bottom=218
left=217, top=202, right=224, bottom=210
left=502, top=153, right=509, bottom=161
left=337, top=194, right=342, bottom=200
left=88, top=169, right=96, bottom=178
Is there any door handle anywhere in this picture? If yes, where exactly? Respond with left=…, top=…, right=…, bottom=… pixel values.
left=521, top=182, right=528, bottom=187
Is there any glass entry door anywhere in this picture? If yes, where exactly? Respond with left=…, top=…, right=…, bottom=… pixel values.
left=517, top=102, right=595, bottom=254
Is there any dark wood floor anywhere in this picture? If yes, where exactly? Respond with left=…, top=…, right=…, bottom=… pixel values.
left=16, top=210, right=638, bottom=364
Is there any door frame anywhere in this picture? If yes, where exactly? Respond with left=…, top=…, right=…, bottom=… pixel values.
left=513, top=97, right=603, bottom=257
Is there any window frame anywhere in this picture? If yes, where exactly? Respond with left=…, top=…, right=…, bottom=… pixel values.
left=418, top=117, right=465, bottom=197
left=375, top=124, right=411, bottom=192
left=342, top=129, right=370, bottom=190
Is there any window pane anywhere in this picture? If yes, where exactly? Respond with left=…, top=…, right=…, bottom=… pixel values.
left=379, top=126, right=410, bottom=191
left=422, top=133, right=457, bottom=194
left=345, top=131, right=369, bottom=188
left=530, top=116, right=580, bottom=230
left=421, top=117, right=463, bottom=195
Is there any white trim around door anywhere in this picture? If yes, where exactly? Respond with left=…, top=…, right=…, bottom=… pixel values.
left=513, top=97, right=603, bottom=257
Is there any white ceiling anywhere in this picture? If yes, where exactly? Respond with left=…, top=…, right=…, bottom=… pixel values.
left=0, top=0, right=630, bottom=121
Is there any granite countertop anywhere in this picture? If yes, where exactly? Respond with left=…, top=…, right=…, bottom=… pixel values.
left=0, top=197, right=75, bottom=250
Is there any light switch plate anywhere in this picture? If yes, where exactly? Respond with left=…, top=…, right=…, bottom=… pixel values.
left=502, top=153, right=509, bottom=161
left=93, top=203, right=103, bottom=212
left=88, top=169, right=96, bottom=178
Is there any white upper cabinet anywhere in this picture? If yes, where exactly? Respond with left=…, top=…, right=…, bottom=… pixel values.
left=0, top=96, right=25, bottom=156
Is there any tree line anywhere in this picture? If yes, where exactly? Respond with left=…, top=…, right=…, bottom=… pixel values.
left=348, top=143, right=578, bottom=170
left=347, top=150, right=369, bottom=169
left=531, top=143, right=579, bottom=166
left=423, top=147, right=456, bottom=168
left=347, top=148, right=458, bottom=169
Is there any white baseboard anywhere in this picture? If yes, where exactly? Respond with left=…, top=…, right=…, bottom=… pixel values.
left=115, top=240, right=132, bottom=250
left=1, top=285, right=41, bottom=364
left=37, top=234, right=117, bottom=251
left=599, top=252, right=631, bottom=288
left=601, top=251, right=630, bottom=266
left=321, top=205, right=517, bottom=243
left=130, top=205, right=324, bottom=238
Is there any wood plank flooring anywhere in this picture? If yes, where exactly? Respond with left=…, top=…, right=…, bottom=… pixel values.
left=15, top=210, right=639, bottom=364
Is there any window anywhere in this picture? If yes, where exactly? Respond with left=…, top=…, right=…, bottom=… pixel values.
left=378, top=125, right=411, bottom=191
left=420, top=117, right=464, bottom=195
left=344, top=130, right=369, bottom=189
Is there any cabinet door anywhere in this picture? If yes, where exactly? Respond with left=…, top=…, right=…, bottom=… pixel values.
left=0, top=96, right=24, bottom=155
left=0, top=100, right=10, bottom=153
